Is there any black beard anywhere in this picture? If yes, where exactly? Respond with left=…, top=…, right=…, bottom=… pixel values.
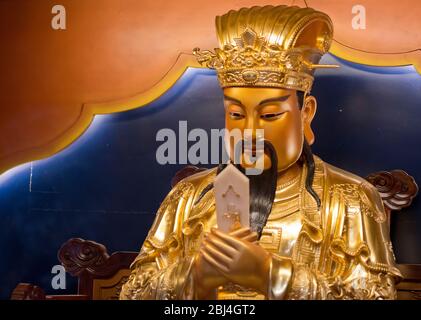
left=195, top=139, right=319, bottom=239
left=224, top=140, right=278, bottom=238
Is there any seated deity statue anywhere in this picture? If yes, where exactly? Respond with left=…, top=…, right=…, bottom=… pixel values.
left=120, top=5, right=402, bottom=300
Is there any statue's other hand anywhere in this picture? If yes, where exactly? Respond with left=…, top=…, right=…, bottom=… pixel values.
left=201, top=227, right=271, bottom=295
left=193, top=248, right=226, bottom=296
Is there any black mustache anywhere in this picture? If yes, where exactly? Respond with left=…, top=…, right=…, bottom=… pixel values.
left=232, top=139, right=270, bottom=166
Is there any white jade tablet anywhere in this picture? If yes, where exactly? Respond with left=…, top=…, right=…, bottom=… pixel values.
left=214, top=164, right=250, bottom=232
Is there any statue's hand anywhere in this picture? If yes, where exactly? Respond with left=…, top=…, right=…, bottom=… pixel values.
left=201, top=227, right=271, bottom=295
left=193, top=227, right=256, bottom=299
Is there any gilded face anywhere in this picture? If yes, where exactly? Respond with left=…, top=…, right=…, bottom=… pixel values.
left=223, top=87, right=317, bottom=172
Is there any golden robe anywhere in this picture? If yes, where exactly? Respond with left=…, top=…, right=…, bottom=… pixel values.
left=120, top=156, right=402, bottom=300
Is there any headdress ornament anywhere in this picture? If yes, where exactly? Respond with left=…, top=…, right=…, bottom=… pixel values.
left=193, top=5, right=338, bottom=93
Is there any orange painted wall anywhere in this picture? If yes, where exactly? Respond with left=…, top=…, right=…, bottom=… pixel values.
left=0, top=0, right=420, bottom=174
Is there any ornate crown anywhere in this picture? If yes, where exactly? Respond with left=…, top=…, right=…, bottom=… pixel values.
left=193, top=5, right=338, bottom=92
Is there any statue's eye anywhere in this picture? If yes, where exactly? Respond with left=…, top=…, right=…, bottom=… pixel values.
left=229, top=112, right=245, bottom=120
left=260, top=112, right=284, bottom=120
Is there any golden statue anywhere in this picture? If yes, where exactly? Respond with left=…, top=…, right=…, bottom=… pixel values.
left=120, top=5, right=402, bottom=300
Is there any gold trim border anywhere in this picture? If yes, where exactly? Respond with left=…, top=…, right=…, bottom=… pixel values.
left=0, top=54, right=201, bottom=175
left=1, top=46, right=420, bottom=175
left=331, top=41, right=421, bottom=73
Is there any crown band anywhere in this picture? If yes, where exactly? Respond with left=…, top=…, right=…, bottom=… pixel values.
left=217, top=68, right=314, bottom=91
left=193, top=28, right=335, bottom=92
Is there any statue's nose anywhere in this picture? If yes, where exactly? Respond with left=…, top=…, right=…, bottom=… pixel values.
left=243, top=126, right=265, bottom=150
left=244, top=117, right=259, bottom=139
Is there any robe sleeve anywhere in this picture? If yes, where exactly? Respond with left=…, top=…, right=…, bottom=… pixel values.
left=119, top=181, right=197, bottom=300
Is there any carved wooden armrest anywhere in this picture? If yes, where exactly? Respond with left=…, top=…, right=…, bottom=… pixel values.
left=58, top=237, right=138, bottom=277
left=365, top=170, right=418, bottom=225
left=58, top=238, right=137, bottom=299
left=10, top=283, right=89, bottom=300
left=11, top=238, right=138, bottom=300
left=11, top=283, right=46, bottom=300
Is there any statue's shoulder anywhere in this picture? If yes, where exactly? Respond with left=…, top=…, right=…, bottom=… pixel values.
left=159, top=166, right=217, bottom=212
left=316, top=156, right=386, bottom=223
left=173, top=167, right=217, bottom=200
left=140, top=167, right=217, bottom=252
left=176, top=166, right=217, bottom=186
left=316, top=157, right=366, bottom=186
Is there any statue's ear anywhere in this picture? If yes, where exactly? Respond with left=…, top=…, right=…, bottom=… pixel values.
left=301, top=95, right=317, bottom=145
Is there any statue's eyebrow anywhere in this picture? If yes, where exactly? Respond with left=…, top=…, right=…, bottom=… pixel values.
left=258, top=95, right=291, bottom=106
left=223, top=95, right=243, bottom=106
left=224, top=94, right=291, bottom=108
